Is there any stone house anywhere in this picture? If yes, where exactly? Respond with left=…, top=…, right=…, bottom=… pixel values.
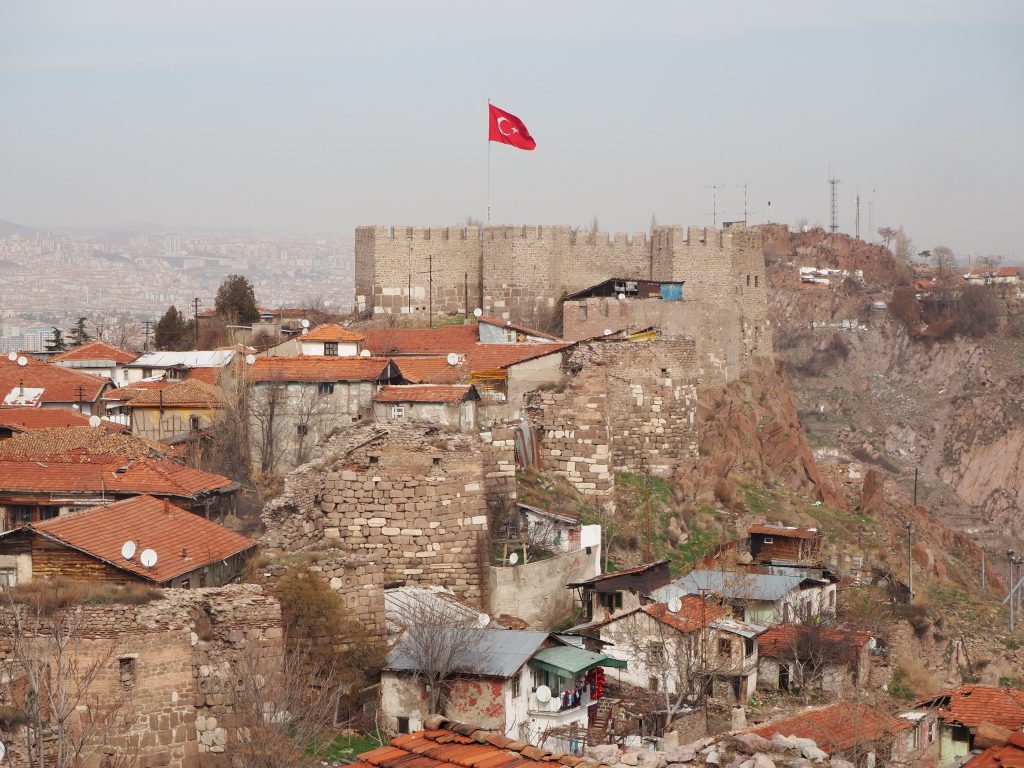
left=0, top=494, right=255, bottom=588
left=380, top=628, right=624, bottom=754
left=373, top=384, right=479, bottom=432
left=125, top=378, right=224, bottom=440
left=566, top=560, right=672, bottom=625
left=909, top=685, right=1024, bottom=767
left=299, top=322, right=365, bottom=357
left=0, top=454, right=237, bottom=528
left=246, top=355, right=401, bottom=471
left=652, top=569, right=837, bottom=626
left=51, top=340, right=136, bottom=387
left=585, top=596, right=764, bottom=705
left=755, top=624, right=874, bottom=695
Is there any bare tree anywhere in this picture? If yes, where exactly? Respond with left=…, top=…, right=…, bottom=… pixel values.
left=389, top=597, right=490, bottom=715
left=0, top=588, right=135, bottom=768
left=781, top=620, right=862, bottom=704
left=894, top=228, right=915, bottom=263
left=931, top=245, right=956, bottom=278
left=878, top=227, right=898, bottom=251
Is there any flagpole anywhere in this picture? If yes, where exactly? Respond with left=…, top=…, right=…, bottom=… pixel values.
left=486, top=98, right=492, bottom=225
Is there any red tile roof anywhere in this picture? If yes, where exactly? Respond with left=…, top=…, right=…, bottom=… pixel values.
left=0, top=357, right=107, bottom=404
left=0, top=455, right=232, bottom=497
left=0, top=407, right=95, bottom=431
left=393, top=356, right=464, bottom=385
left=477, top=316, right=562, bottom=341
left=0, top=427, right=159, bottom=462
left=31, top=495, right=254, bottom=583
left=51, top=341, right=136, bottom=365
left=104, top=380, right=173, bottom=402
left=463, top=343, right=570, bottom=373
left=362, top=324, right=480, bottom=356
left=302, top=323, right=365, bottom=342
left=750, top=702, right=910, bottom=754
left=757, top=624, right=873, bottom=659
left=914, top=685, right=1024, bottom=730
left=643, top=596, right=726, bottom=634
left=185, top=367, right=222, bottom=385
left=964, top=733, right=1024, bottom=768
left=124, top=379, right=223, bottom=408
left=374, top=385, right=476, bottom=404
left=248, top=356, right=391, bottom=383
left=748, top=524, right=819, bottom=539
left=966, top=267, right=1020, bottom=279
left=354, top=716, right=611, bottom=768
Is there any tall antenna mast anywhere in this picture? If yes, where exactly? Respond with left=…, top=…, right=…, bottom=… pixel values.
left=828, top=171, right=842, bottom=234
left=855, top=188, right=861, bottom=240
left=705, top=184, right=722, bottom=228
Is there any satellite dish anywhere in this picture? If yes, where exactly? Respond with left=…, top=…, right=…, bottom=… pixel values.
left=446, top=353, right=459, bottom=366
left=473, top=308, right=482, bottom=318
left=6, top=352, right=16, bottom=362
left=535, top=685, right=552, bottom=703
left=140, top=549, right=158, bottom=568
left=121, top=541, right=137, bottom=561
left=244, top=354, right=256, bottom=365
left=301, top=319, right=310, bottom=328
left=0, top=742, right=6, bottom=761
left=360, top=349, right=371, bottom=357
left=667, top=597, right=683, bottom=614
left=618, top=293, right=626, bottom=301
left=603, top=329, right=612, bottom=337
left=17, top=356, right=28, bottom=367
left=88, top=415, right=102, bottom=428
left=301, top=328, right=308, bottom=335
left=508, top=552, right=519, bottom=565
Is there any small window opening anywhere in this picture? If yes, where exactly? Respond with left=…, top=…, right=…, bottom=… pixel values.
left=397, top=716, right=410, bottom=734
left=189, top=415, right=200, bottom=431
left=297, top=423, right=308, bottom=436
left=118, top=656, right=138, bottom=690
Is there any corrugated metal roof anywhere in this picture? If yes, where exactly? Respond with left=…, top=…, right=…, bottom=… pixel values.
left=652, top=569, right=807, bottom=603
left=385, top=628, right=549, bottom=678
left=709, top=616, right=767, bottom=639
left=128, top=351, right=236, bottom=368
left=529, top=645, right=626, bottom=676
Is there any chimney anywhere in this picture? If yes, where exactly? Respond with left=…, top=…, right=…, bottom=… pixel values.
left=163, top=498, right=170, bottom=516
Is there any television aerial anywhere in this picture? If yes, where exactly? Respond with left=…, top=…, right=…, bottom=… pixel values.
left=301, top=319, right=310, bottom=328
left=667, top=596, right=683, bottom=614
left=17, top=356, right=28, bottom=367
left=140, top=549, right=158, bottom=569
left=88, top=415, right=102, bottom=428
left=446, top=353, right=459, bottom=366
left=473, top=308, right=482, bottom=318
left=535, top=685, right=552, bottom=703
left=120, top=541, right=137, bottom=561
left=508, top=552, right=519, bottom=565
left=6, top=352, right=16, bottom=362
left=244, top=354, right=256, bottom=365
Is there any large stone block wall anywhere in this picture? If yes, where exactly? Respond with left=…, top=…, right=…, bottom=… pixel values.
left=480, top=425, right=517, bottom=525
left=261, top=425, right=490, bottom=606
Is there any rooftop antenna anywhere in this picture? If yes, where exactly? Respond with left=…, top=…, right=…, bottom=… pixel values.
left=828, top=167, right=842, bottom=234
left=705, top=184, right=722, bottom=228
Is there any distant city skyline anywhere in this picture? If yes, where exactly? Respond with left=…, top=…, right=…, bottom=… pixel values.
left=1, top=1, right=1021, bottom=257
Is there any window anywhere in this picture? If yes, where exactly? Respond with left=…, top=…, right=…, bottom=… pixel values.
left=189, top=415, right=200, bottom=431
left=368, top=455, right=379, bottom=465
left=318, top=382, right=335, bottom=395
left=396, top=716, right=410, bottom=734
left=649, top=676, right=660, bottom=692
left=744, top=637, right=755, bottom=656
left=324, top=342, right=338, bottom=356
left=12, top=505, right=33, bottom=526
left=180, top=579, right=190, bottom=590
left=199, top=573, right=208, bottom=588
left=0, top=569, right=16, bottom=588
left=755, top=276, right=759, bottom=288
left=598, top=591, right=623, bottom=612
left=432, top=456, right=442, bottom=466
left=928, top=721, right=936, bottom=743
left=762, top=536, right=773, bottom=544
left=718, top=638, right=733, bottom=658
left=118, top=655, right=138, bottom=690
left=746, top=275, right=751, bottom=287
left=390, top=405, right=406, bottom=418
left=648, top=642, right=665, bottom=663
left=511, top=675, right=521, bottom=699
left=297, top=423, right=308, bottom=436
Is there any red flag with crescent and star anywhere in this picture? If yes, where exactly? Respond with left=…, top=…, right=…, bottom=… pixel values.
left=488, top=104, right=536, bottom=151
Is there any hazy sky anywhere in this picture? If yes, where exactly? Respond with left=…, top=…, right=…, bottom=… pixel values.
left=1, top=1, right=1022, bottom=256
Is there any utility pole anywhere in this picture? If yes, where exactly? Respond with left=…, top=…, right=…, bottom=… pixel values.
left=142, top=320, right=152, bottom=352
left=906, top=521, right=914, bottom=603
left=416, top=255, right=434, bottom=327
left=828, top=173, right=842, bottom=235
left=464, top=271, right=469, bottom=318
left=192, top=297, right=201, bottom=350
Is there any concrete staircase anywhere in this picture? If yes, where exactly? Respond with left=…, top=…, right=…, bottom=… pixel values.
left=587, top=697, right=619, bottom=745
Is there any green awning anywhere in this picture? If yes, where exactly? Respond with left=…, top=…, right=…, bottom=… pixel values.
left=529, top=646, right=627, bottom=678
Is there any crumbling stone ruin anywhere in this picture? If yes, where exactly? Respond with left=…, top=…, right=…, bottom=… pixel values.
left=262, top=423, right=490, bottom=607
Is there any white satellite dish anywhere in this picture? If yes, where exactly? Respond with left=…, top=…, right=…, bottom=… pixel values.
left=88, top=415, right=102, bottom=428
left=508, top=552, right=519, bottom=565
left=603, top=329, right=612, bottom=337
left=535, top=685, right=552, bottom=703
left=121, top=541, right=137, bottom=561
left=139, top=548, right=158, bottom=568
left=667, top=596, right=683, bottom=614
left=17, top=356, right=28, bottom=367
left=473, top=308, right=482, bottom=318
left=244, top=353, right=256, bottom=365
left=446, top=353, right=459, bottom=366
left=6, top=352, right=16, bottom=362
left=360, top=349, right=371, bottom=357
left=301, top=319, right=310, bottom=328
left=618, top=293, right=626, bottom=301
left=301, top=328, right=308, bottom=335
left=0, top=742, right=6, bottom=761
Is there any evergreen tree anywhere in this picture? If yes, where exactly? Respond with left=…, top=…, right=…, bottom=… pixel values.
left=45, top=327, right=67, bottom=352
left=154, top=305, right=190, bottom=350
left=215, top=274, right=260, bottom=326
left=68, top=317, right=92, bottom=348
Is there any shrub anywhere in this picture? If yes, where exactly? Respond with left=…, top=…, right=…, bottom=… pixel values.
left=889, top=286, right=921, bottom=334
left=7, top=578, right=162, bottom=615
left=957, top=284, right=1000, bottom=338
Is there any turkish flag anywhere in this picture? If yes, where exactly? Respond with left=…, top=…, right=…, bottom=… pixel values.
left=488, top=104, right=536, bottom=150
